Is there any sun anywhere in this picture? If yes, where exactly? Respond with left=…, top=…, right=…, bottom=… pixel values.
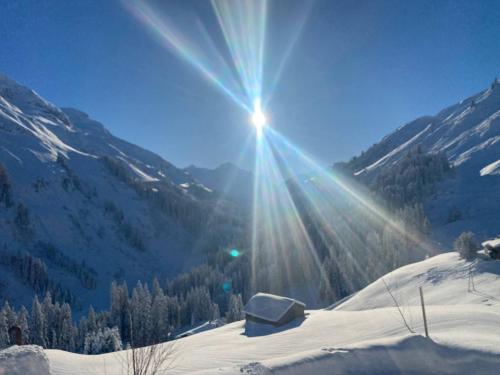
left=251, top=110, right=266, bottom=128
left=251, top=98, right=267, bottom=136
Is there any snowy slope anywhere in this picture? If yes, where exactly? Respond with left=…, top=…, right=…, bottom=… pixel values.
left=352, top=79, right=500, bottom=176
left=349, top=78, right=500, bottom=245
left=0, top=74, right=243, bottom=311
left=5, top=252, right=493, bottom=374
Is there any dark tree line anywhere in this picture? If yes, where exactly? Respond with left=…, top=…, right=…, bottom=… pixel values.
left=0, top=251, right=76, bottom=305
left=37, top=242, right=97, bottom=290
left=0, top=248, right=247, bottom=354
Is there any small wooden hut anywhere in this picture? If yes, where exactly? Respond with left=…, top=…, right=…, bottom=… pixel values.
left=243, top=293, right=305, bottom=327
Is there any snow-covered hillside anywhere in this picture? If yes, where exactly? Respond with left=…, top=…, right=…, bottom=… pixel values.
left=0, top=74, right=243, bottom=311
left=349, top=78, right=500, bottom=245
left=2, top=251, right=499, bottom=374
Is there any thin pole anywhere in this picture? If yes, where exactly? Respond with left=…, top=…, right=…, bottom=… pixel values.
left=419, top=286, right=429, bottom=338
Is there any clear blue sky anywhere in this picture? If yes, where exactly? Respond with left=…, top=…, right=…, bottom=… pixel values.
left=1, top=0, right=499, bottom=169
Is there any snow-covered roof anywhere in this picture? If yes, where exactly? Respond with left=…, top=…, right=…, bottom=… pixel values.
left=243, top=293, right=305, bottom=323
left=482, top=238, right=500, bottom=249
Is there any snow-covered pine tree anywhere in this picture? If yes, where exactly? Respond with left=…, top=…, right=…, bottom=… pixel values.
left=130, top=281, right=152, bottom=347
left=211, top=303, right=220, bottom=321
left=225, top=294, right=244, bottom=323
left=30, top=295, right=47, bottom=347
left=101, top=327, right=122, bottom=353
left=0, top=310, right=9, bottom=348
left=59, top=303, right=75, bottom=351
left=151, top=279, right=169, bottom=343
left=166, top=296, right=181, bottom=328
left=84, top=327, right=122, bottom=354
left=2, top=301, right=17, bottom=331
left=86, top=305, right=98, bottom=334
left=84, top=329, right=102, bottom=354
left=455, top=231, right=478, bottom=260
left=110, top=280, right=131, bottom=343
left=186, top=286, right=213, bottom=325
left=41, top=292, right=54, bottom=346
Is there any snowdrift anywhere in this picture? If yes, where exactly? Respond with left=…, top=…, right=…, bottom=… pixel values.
left=0, top=345, right=50, bottom=375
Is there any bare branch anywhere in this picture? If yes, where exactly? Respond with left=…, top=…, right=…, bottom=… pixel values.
left=382, top=278, right=415, bottom=334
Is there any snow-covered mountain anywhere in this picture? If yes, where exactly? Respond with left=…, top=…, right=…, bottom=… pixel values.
left=4, top=251, right=500, bottom=374
left=0, top=74, right=244, bottom=311
left=348, top=78, right=500, bottom=245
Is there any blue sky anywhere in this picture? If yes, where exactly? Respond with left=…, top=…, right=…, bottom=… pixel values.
left=1, top=0, right=499, bottom=170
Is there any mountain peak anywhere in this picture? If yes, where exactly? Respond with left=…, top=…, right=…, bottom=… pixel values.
left=0, top=73, right=71, bottom=128
left=62, top=107, right=110, bottom=136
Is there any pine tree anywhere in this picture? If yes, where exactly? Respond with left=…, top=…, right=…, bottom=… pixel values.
left=110, top=281, right=130, bottom=343
left=152, top=278, right=162, bottom=297
left=102, top=327, right=122, bottom=353
left=186, top=286, right=213, bottom=325
left=455, top=231, right=478, bottom=260
left=211, top=303, right=221, bottom=321
left=151, top=285, right=169, bottom=343
left=86, top=306, right=97, bottom=334
left=0, top=310, right=9, bottom=348
left=225, top=294, right=244, bottom=323
left=2, top=301, right=17, bottom=331
left=59, top=303, right=75, bottom=351
left=166, top=296, right=181, bottom=329
left=84, top=329, right=102, bottom=354
left=84, top=327, right=122, bottom=354
left=42, top=292, right=56, bottom=347
left=30, top=295, right=47, bottom=347
left=130, top=281, right=152, bottom=347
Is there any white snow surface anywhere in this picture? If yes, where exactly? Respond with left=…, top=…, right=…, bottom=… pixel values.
left=0, top=345, right=50, bottom=375
left=29, top=252, right=500, bottom=374
left=175, top=320, right=225, bottom=339
left=243, top=293, right=305, bottom=323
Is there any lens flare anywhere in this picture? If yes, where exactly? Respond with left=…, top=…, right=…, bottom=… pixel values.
left=121, top=0, right=432, bottom=305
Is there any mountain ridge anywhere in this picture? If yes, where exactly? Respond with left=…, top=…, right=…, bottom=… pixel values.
left=0, top=73, right=244, bottom=311
left=346, top=77, right=500, bottom=245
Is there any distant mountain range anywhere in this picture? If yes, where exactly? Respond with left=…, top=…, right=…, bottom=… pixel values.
left=184, top=163, right=253, bottom=210
left=0, top=74, right=247, bottom=310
